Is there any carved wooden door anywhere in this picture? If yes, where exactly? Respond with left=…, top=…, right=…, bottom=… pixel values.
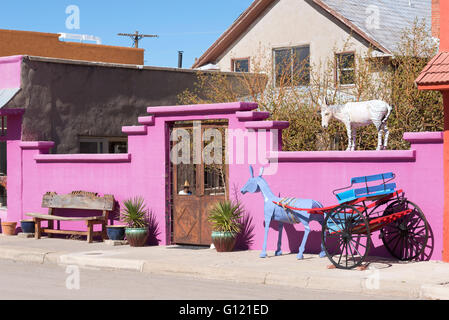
left=171, top=121, right=228, bottom=246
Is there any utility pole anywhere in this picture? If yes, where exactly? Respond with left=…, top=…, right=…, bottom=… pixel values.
left=117, top=31, right=159, bottom=48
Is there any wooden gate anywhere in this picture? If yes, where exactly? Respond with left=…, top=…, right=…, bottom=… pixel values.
left=170, top=121, right=228, bottom=246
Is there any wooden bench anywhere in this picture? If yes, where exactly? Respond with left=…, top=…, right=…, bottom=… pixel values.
left=27, top=191, right=115, bottom=243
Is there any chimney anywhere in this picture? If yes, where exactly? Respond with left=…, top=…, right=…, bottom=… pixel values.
left=432, top=0, right=440, bottom=38
left=178, top=51, right=184, bottom=69
left=440, top=0, right=449, bottom=51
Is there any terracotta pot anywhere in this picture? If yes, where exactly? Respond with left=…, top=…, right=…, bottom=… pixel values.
left=1, top=222, right=17, bottom=236
left=211, top=231, right=237, bottom=252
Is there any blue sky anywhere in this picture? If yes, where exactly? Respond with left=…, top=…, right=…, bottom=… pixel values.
left=0, top=0, right=254, bottom=68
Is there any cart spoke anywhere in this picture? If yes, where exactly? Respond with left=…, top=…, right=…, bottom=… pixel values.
left=350, top=239, right=363, bottom=257
left=391, top=234, right=402, bottom=253
left=347, top=241, right=357, bottom=267
left=337, top=243, right=345, bottom=265
left=351, top=238, right=368, bottom=250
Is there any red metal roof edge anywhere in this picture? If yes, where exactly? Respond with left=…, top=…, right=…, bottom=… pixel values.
left=416, top=51, right=449, bottom=87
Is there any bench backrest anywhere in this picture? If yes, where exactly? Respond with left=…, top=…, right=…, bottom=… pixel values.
left=350, top=172, right=394, bottom=185
left=42, top=191, right=115, bottom=211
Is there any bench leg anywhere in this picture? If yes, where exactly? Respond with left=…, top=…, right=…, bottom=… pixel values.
left=101, top=220, right=108, bottom=241
left=86, top=221, right=93, bottom=243
left=48, top=220, right=54, bottom=238
left=34, top=219, right=42, bottom=240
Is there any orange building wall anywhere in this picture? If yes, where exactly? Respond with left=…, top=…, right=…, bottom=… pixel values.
left=440, top=0, right=449, bottom=262
left=0, top=29, right=144, bottom=65
left=444, top=92, right=449, bottom=262
left=440, top=0, right=449, bottom=51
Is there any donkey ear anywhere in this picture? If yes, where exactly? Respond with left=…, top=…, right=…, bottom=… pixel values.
left=259, top=167, right=264, bottom=177
left=249, top=165, right=254, bottom=178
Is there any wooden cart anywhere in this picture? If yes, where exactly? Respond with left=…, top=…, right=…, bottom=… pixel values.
left=274, top=173, right=430, bottom=269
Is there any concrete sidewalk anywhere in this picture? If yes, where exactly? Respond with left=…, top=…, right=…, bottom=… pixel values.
left=0, top=235, right=448, bottom=299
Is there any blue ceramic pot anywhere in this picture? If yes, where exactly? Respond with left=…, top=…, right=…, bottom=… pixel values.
left=20, top=220, right=35, bottom=234
left=106, top=226, right=126, bottom=241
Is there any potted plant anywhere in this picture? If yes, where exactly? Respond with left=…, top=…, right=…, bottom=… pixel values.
left=120, top=196, right=149, bottom=247
left=208, top=200, right=242, bottom=252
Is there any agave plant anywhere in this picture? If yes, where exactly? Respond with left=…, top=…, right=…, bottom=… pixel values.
left=120, top=196, right=149, bottom=229
left=208, top=200, right=243, bottom=235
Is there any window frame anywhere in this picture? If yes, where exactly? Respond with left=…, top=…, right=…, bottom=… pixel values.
left=0, top=116, right=7, bottom=137
left=273, top=45, right=311, bottom=87
left=79, top=136, right=128, bottom=154
left=0, top=141, right=6, bottom=176
left=335, top=51, right=356, bottom=87
left=231, top=57, right=250, bottom=73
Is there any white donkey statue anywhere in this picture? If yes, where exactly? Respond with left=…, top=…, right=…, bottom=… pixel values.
left=319, top=98, right=392, bottom=151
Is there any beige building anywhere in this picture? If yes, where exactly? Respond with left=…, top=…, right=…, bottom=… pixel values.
left=193, top=0, right=433, bottom=88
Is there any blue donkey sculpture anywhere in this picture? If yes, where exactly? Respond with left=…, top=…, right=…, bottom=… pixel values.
left=241, top=166, right=327, bottom=259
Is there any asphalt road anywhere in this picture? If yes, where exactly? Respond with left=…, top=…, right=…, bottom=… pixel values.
left=0, top=260, right=411, bottom=300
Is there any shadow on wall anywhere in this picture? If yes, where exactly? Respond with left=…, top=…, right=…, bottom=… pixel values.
left=146, top=211, right=161, bottom=246
left=232, top=184, right=255, bottom=251
left=109, top=200, right=121, bottom=224
left=280, top=223, right=324, bottom=255
left=235, top=213, right=255, bottom=251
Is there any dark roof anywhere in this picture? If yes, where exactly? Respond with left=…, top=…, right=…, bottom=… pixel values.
left=322, top=0, right=430, bottom=54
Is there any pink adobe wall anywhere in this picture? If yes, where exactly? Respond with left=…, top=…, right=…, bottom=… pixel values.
left=6, top=102, right=266, bottom=245
left=0, top=55, right=22, bottom=89
left=3, top=102, right=445, bottom=260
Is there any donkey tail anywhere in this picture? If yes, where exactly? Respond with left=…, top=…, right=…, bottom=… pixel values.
left=382, top=103, right=393, bottom=124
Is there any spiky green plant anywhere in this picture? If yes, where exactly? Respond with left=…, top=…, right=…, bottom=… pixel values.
left=120, top=196, right=149, bottom=229
left=208, top=200, right=243, bottom=234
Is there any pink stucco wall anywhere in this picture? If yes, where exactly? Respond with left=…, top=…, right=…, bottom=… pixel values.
left=3, top=102, right=445, bottom=260
left=0, top=55, right=22, bottom=89
left=233, top=132, right=443, bottom=259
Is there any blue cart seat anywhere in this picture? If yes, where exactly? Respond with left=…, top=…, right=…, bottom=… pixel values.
left=334, top=172, right=396, bottom=204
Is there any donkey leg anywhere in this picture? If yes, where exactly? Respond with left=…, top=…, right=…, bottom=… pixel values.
left=318, top=216, right=327, bottom=258
left=297, top=221, right=310, bottom=260
left=382, top=123, right=390, bottom=150
left=260, top=218, right=271, bottom=258
left=375, top=123, right=383, bottom=151
left=275, top=222, right=284, bottom=256
left=345, top=124, right=352, bottom=151
left=351, top=126, right=357, bottom=151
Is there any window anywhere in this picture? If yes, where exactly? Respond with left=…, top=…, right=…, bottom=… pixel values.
left=0, top=140, right=6, bottom=208
left=0, top=142, right=6, bottom=175
left=336, top=52, right=355, bottom=85
left=232, top=58, right=249, bottom=72
left=0, top=116, right=6, bottom=137
left=274, top=45, right=310, bottom=87
left=79, top=137, right=127, bottom=154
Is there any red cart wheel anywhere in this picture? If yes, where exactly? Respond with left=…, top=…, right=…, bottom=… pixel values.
left=380, top=200, right=429, bottom=261
left=322, top=204, right=371, bottom=270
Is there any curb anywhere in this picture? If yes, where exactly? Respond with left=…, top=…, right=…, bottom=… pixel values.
left=1, top=245, right=448, bottom=299
left=420, top=284, right=449, bottom=300
left=0, top=246, right=54, bottom=264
